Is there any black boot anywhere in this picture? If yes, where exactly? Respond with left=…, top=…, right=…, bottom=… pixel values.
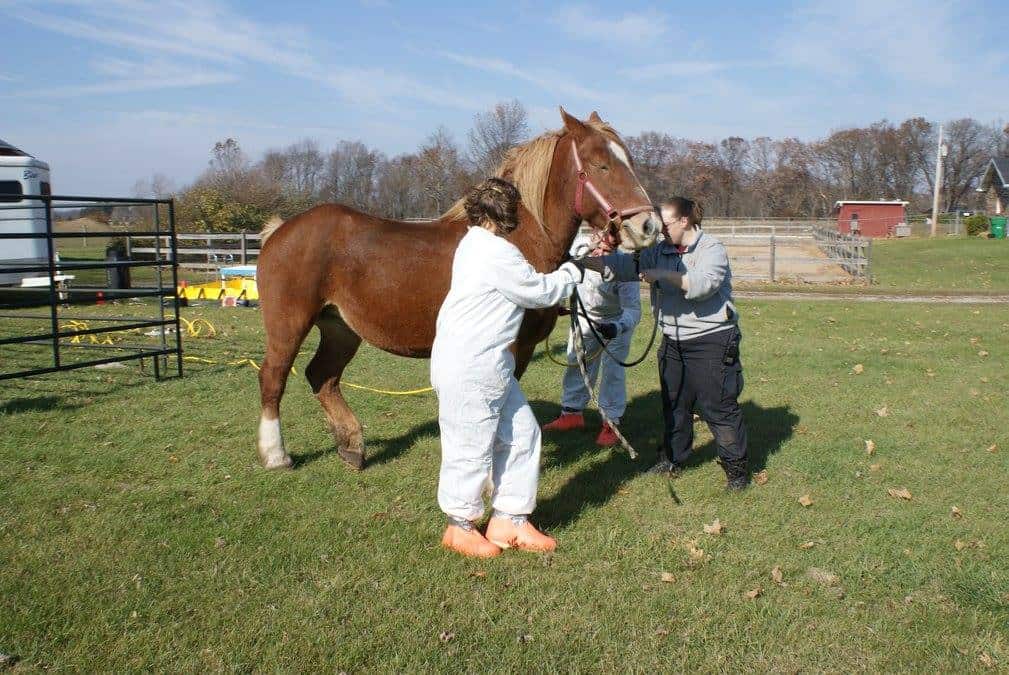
left=721, top=458, right=750, bottom=491
left=648, top=447, right=684, bottom=476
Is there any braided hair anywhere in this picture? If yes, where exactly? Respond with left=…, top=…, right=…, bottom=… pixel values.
left=464, top=177, right=521, bottom=234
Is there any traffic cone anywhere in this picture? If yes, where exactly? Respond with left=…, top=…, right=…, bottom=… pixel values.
left=96, top=291, right=105, bottom=305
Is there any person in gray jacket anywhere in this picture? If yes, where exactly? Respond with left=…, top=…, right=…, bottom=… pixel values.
left=542, top=228, right=641, bottom=447
left=575, top=197, right=749, bottom=490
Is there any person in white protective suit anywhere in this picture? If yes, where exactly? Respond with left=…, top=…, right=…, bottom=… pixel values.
left=542, top=228, right=641, bottom=446
left=431, top=177, right=587, bottom=558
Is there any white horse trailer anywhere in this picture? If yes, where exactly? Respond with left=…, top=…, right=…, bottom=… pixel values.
left=0, top=139, right=51, bottom=285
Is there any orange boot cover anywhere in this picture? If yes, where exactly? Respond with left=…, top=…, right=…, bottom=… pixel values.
left=485, top=517, right=557, bottom=553
left=441, top=524, right=502, bottom=558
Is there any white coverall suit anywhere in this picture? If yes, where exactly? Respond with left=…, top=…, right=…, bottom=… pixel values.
left=431, top=226, right=582, bottom=522
left=562, top=236, right=642, bottom=423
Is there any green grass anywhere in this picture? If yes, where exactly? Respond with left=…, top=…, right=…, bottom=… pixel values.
left=1, top=300, right=1007, bottom=670
left=869, top=238, right=1009, bottom=293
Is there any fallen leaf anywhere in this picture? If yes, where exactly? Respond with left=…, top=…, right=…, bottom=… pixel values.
left=852, top=363, right=864, bottom=374
left=753, top=470, right=769, bottom=485
left=685, top=541, right=706, bottom=562
left=743, top=586, right=763, bottom=600
left=887, top=487, right=913, bottom=501
left=986, top=444, right=997, bottom=453
left=951, top=506, right=962, bottom=519
left=798, top=494, right=814, bottom=507
left=970, top=337, right=980, bottom=345
left=954, top=539, right=969, bottom=551
left=980, top=377, right=989, bottom=383
left=655, top=628, right=670, bottom=637
left=875, top=405, right=889, bottom=418
left=771, top=566, right=784, bottom=585
left=517, top=634, right=534, bottom=644
left=865, top=439, right=876, bottom=456
left=703, top=519, right=724, bottom=536
left=468, top=570, right=487, bottom=578
left=799, top=541, right=817, bottom=550
left=979, top=652, right=995, bottom=669
left=439, top=631, right=455, bottom=643
left=660, top=572, right=675, bottom=583
left=978, top=350, right=989, bottom=358
left=869, top=463, right=882, bottom=472
left=806, top=567, right=840, bottom=586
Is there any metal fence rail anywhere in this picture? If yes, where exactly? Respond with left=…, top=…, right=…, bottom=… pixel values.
left=0, top=195, right=182, bottom=381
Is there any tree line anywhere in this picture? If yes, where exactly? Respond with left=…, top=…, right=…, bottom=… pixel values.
left=129, top=101, right=1008, bottom=232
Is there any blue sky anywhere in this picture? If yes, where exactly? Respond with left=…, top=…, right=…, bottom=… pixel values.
left=2, top=0, right=1007, bottom=195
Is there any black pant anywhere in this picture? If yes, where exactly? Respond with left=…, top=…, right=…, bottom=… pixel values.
left=658, top=328, right=748, bottom=466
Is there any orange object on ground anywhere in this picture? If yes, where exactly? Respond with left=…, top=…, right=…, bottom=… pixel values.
left=595, top=423, right=619, bottom=447
left=441, top=524, right=502, bottom=558
left=96, top=291, right=105, bottom=305
left=542, top=411, right=585, bottom=432
left=485, top=517, right=557, bottom=553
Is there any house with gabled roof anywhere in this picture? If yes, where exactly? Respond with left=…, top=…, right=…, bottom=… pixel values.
left=980, top=157, right=1009, bottom=215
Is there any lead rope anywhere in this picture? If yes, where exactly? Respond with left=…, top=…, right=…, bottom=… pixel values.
left=569, top=291, right=639, bottom=460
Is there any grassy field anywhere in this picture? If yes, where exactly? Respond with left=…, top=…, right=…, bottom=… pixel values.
left=869, top=238, right=1009, bottom=293
left=1, top=299, right=1007, bottom=671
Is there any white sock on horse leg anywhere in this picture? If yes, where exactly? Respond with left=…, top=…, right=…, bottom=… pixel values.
left=258, top=415, right=289, bottom=468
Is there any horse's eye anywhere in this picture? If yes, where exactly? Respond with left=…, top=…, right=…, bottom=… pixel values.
left=599, top=164, right=609, bottom=171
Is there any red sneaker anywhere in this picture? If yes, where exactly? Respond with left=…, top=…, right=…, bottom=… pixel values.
left=595, top=423, right=619, bottom=447
left=543, top=412, right=585, bottom=432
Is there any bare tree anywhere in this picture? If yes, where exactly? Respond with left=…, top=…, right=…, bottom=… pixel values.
left=417, top=127, right=469, bottom=215
left=942, top=118, right=998, bottom=210
left=468, top=100, right=529, bottom=177
left=324, top=141, right=384, bottom=210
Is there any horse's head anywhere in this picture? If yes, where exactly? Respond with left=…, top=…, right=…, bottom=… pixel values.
left=559, top=107, right=660, bottom=252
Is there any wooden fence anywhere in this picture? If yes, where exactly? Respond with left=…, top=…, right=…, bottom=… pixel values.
left=811, top=227, right=871, bottom=279
left=129, top=232, right=262, bottom=270
left=128, top=225, right=872, bottom=283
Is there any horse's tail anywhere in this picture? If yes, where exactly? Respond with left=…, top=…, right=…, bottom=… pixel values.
left=260, top=215, right=285, bottom=244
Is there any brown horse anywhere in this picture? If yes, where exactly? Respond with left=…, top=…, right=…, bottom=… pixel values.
left=255, top=108, right=660, bottom=470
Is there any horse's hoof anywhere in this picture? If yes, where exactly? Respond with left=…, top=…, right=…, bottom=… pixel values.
left=338, top=448, right=365, bottom=471
left=262, top=454, right=294, bottom=471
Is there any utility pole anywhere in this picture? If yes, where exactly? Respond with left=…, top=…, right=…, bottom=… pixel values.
left=930, top=124, right=947, bottom=237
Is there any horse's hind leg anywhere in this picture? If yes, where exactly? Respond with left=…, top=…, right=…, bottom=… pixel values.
left=258, top=312, right=312, bottom=470
left=306, top=308, right=366, bottom=470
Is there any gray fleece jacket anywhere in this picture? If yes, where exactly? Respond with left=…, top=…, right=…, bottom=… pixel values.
left=599, top=231, right=738, bottom=341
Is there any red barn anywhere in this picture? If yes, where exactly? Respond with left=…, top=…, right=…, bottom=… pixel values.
left=834, top=200, right=908, bottom=237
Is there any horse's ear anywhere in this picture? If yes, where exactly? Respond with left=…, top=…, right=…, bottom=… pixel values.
left=559, top=106, right=588, bottom=135
left=588, top=111, right=603, bottom=123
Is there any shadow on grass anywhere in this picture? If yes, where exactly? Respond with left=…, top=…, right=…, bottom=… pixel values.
left=0, top=395, right=79, bottom=415
left=291, top=419, right=440, bottom=469
left=534, top=393, right=798, bottom=529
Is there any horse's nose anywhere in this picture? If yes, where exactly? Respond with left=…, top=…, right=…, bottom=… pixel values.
left=644, top=214, right=660, bottom=237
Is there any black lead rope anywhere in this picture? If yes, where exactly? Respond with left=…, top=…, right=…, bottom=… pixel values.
left=570, top=283, right=661, bottom=368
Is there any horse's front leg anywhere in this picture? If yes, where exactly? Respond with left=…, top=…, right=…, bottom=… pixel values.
left=513, top=308, right=560, bottom=380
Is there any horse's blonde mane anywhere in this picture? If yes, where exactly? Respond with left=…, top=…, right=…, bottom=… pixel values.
left=443, top=119, right=623, bottom=228
left=260, top=215, right=284, bottom=244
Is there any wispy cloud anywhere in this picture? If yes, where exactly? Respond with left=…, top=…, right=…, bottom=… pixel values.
left=551, top=5, right=669, bottom=43
left=5, top=0, right=482, bottom=109
left=4, top=59, right=238, bottom=99
left=775, top=0, right=991, bottom=87
left=439, top=51, right=604, bottom=101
